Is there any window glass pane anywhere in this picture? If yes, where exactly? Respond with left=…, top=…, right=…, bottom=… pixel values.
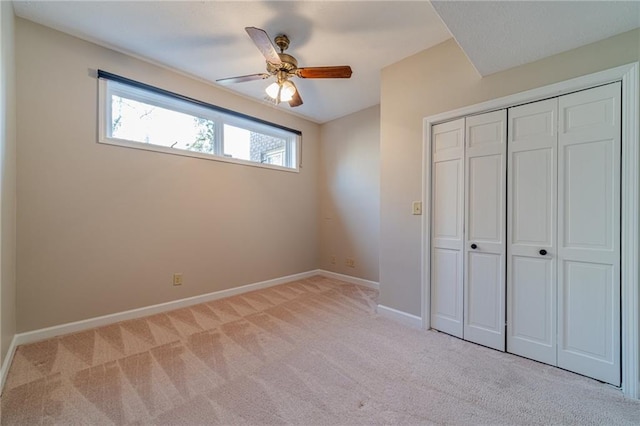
left=191, top=117, right=216, bottom=154
left=111, top=95, right=215, bottom=154
left=223, top=124, right=251, bottom=160
left=224, top=124, right=288, bottom=167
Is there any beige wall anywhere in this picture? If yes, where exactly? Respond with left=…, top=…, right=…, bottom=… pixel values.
left=1, top=1, right=17, bottom=365
left=319, top=105, right=380, bottom=281
left=16, top=19, right=320, bottom=332
left=380, top=29, right=640, bottom=316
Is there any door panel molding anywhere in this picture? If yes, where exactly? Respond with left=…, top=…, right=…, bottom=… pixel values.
left=430, top=119, right=465, bottom=338
left=507, top=97, right=558, bottom=366
left=557, top=82, right=621, bottom=385
left=463, top=110, right=506, bottom=351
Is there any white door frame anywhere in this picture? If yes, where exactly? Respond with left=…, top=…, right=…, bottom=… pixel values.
left=422, top=62, right=639, bottom=399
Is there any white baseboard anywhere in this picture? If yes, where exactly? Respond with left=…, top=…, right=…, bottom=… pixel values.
left=377, top=304, right=423, bottom=329
left=315, top=269, right=379, bottom=290
left=1, top=269, right=378, bottom=394
left=0, top=335, right=19, bottom=395
left=12, top=270, right=320, bottom=349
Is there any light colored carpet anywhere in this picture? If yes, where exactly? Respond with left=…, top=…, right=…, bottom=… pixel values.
left=1, top=275, right=639, bottom=425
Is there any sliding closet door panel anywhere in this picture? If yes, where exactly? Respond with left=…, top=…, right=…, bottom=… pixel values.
left=433, top=161, right=462, bottom=243
left=507, top=99, right=558, bottom=365
left=557, top=82, right=621, bottom=386
left=467, top=252, right=502, bottom=335
left=512, top=149, right=554, bottom=245
left=468, top=155, right=503, bottom=241
left=431, top=118, right=465, bottom=338
left=562, top=141, right=615, bottom=252
left=463, top=110, right=506, bottom=351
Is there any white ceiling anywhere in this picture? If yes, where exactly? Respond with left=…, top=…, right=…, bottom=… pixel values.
left=12, top=1, right=451, bottom=123
left=432, top=1, right=640, bottom=76
left=11, top=1, right=640, bottom=123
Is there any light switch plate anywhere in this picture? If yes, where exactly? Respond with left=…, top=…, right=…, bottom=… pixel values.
left=412, top=201, right=422, bottom=215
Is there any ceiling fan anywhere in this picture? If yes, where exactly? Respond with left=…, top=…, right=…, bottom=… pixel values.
left=216, top=27, right=353, bottom=107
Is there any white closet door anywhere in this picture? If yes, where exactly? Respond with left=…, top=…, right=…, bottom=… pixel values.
left=557, top=82, right=621, bottom=386
left=507, top=98, right=558, bottom=365
left=463, top=110, right=506, bottom=351
left=431, top=118, right=465, bottom=338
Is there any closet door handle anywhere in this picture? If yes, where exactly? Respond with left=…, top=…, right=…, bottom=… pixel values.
left=470, top=244, right=477, bottom=249
left=539, top=249, right=547, bottom=256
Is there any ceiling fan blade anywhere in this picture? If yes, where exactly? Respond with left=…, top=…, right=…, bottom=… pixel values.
left=295, top=66, right=353, bottom=79
left=245, top=27, right=282, bottom=65
left=288, top=82, right=303, bottom=107
left=216, top=73, right=270, bottom=85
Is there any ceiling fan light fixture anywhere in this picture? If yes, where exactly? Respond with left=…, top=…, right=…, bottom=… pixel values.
left=265, top=81, right=280, bottom=99
left=280, top=80, right=296, bottom=102
left=265, top=80, right=296, bottom=103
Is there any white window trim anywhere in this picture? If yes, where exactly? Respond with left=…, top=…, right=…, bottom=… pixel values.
left=98, top=78, right=300, bottom=173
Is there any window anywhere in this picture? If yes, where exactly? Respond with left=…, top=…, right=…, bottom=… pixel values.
left=98, top=72, right=300, bottom=171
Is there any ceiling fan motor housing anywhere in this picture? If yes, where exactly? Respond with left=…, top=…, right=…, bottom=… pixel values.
left=266, top=34, right=298, bottom=75
left=267, top=52, right=298, bottom=74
